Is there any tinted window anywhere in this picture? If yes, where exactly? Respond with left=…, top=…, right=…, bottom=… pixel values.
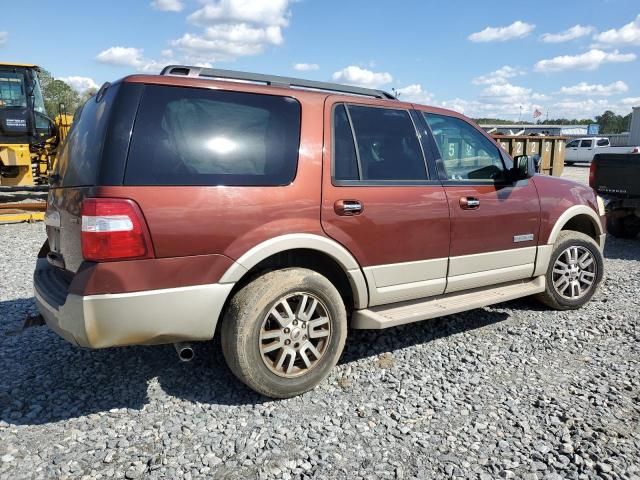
left=56, top=83, right=119, bottom=187
left=333, top=104, right=359, bottom=180
left=580, top=139, right=593, bottom=147
left=347, top=105, right=426, bottom=181
left=597, top=138, right=609, bottom=146
left=567, top=140, right=580, bottom=148
left=126, top=86, right=301, bottom=186
left=423, top=113, right=505, bottom=181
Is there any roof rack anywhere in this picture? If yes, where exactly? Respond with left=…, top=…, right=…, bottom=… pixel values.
left=160, top=65, right=397, bottom=100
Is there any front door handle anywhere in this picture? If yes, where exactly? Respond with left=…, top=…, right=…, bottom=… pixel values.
left=334, top=199, right=363, bottom=216
left=459, top=197, right=480, bottom=210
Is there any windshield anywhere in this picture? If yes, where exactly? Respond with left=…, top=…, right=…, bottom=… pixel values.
left=0, top=71, right=27, bottom=108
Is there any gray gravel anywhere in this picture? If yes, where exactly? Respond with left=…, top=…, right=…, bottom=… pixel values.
left=2, top=199, right=640, bottom=479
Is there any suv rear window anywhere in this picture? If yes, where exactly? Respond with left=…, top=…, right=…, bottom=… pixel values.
left=125, top=86, right=301, bottom=186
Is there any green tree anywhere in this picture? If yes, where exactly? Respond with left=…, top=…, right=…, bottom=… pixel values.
left=37, top=69, right=81, bottom=118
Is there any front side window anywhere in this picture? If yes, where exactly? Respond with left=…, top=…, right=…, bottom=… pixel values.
left=423, top=113, right=505, bottom=182
left=567, top=140, right=580, bottom=148
left=126, top=86, right=301, bottom=186
left=333, top=104, right=427, bottom=181
left=580, top=139, right=593, bottom=148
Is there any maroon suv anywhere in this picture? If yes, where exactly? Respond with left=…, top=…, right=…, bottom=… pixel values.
left=35, top=66, right=606, bottom=398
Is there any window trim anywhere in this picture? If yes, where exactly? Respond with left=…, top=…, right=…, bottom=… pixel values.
left=420, top=111, right=510, bottom=186
left=330, top=102, right=438, bottom=187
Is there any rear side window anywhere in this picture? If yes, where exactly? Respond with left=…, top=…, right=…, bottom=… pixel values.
left=55, top=84, right=119, bottom=187
left=126, top=86, right=301, bottom=186
left=580, top=139, right=593, bottom=147
left=597, top=138, right=609, bottom=146
left=333, top=104, right=427, bottom=181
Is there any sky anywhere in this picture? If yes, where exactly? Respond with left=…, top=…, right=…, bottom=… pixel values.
left=1, top=0, right=639, bottom=121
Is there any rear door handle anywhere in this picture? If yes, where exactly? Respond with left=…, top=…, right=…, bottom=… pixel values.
left=459, top=197, right=480, bottom=210
left=334, top=199, right=363, bottom=216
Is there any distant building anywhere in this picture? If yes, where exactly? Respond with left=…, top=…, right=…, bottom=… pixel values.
left=479, top=124, right=589, bottom=137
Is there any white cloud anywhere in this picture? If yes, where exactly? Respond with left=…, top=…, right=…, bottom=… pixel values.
left=95, top=46, right=173, bottom=73
left=551, top=98, right=623, bottom=118
left=188, top=0, right=291, bottom=27
left=593, top=14, right=640, bottom=47
left=540, top=24, right=595, bottom=43
left=168, top=0, right=293, bottom=64
left=331, top=66, right=392, bottom=88
left=621, top=97, right=640, bottom=107
left=534, top=49, right=636, bottom=72
left=472, top=65, right=524, bottom=85
left=203, top=23, right=283, bottom=45
left=559, top=81, right=628, bottom=96
left=151, top=0, right=183, bottom=12
left=0, top=32, right=7, bottom=46
left=468, top=21, right=535, bottom=42
left=437, top=98, right=542, bottom=119
left=293, top=63, right=319, bottom=71
left=481, top=82, right=532, bottom=99
left=393, top=84, right=433, bottom=104
left=96, top=46, right=145, bottom=67
left=59, top=76, right=99, bottom=94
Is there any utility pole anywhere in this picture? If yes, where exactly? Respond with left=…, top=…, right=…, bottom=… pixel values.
left=518, top=105, right=522, bottom=123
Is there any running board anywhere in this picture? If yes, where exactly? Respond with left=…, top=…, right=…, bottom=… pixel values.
left=351, top=276, right=545, bottom=329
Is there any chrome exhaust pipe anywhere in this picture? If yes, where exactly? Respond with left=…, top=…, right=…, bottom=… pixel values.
left=174, top=342, right=194, bottom=362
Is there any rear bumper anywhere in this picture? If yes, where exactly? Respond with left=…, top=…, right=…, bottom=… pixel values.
left=34, top=258, right=234, bottom=348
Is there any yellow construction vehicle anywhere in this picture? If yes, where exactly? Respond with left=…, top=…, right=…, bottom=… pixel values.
left=0, top=63, right=72, bottom=222
left=0, top=62, right=71, bottom=186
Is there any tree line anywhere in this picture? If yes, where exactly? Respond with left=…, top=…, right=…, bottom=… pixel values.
left=474, top=111, right=633, bottom=134
left=37, top=69, right=97, bottom=118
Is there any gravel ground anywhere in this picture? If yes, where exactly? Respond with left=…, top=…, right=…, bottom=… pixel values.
left=1, top=173, right=639, bottom=479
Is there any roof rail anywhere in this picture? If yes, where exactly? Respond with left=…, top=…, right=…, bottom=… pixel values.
left=160, top=65, right=397, bottom=100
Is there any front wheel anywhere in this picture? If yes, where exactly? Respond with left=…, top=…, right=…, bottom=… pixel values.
left=221, top=268, right=347, bottom=398
left=536, top=231, right=604, bottom=310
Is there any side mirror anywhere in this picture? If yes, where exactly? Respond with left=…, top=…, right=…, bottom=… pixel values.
left=511, top=154, right=540, bottom=181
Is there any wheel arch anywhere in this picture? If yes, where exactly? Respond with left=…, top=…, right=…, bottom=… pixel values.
left=220, top=234, right=369, bottom=309
left=547, top=205, right=604, bottom=248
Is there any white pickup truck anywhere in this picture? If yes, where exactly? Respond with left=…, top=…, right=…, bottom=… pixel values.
left=565, top=137, right=640, bottom=164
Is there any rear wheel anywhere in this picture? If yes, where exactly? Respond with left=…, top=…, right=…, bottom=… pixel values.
left=607, top=214, right=640, bottom=239
left=537, top=231, right=603, bottom=310
left=221, top=268, right=347, bottom=398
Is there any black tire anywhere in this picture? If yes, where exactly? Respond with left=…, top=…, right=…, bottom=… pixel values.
left=536, top=231, right=604, bottom=310
left=221, top=268, right=347, bottom=398
left=607, top=215, right=640, bottom=239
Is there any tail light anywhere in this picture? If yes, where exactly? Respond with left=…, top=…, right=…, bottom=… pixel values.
left=589, top=161, right=596, bottom=189
left=81, top=198, right=153, bottom=262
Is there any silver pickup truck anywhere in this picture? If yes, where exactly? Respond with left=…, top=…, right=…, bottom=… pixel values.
left=565, top=137, right=639, bottom=165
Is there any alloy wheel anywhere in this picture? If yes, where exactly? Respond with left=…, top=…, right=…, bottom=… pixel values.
left=552, top=245, right=597, bottom=300
left=259, top=293, right=332, bottom=378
